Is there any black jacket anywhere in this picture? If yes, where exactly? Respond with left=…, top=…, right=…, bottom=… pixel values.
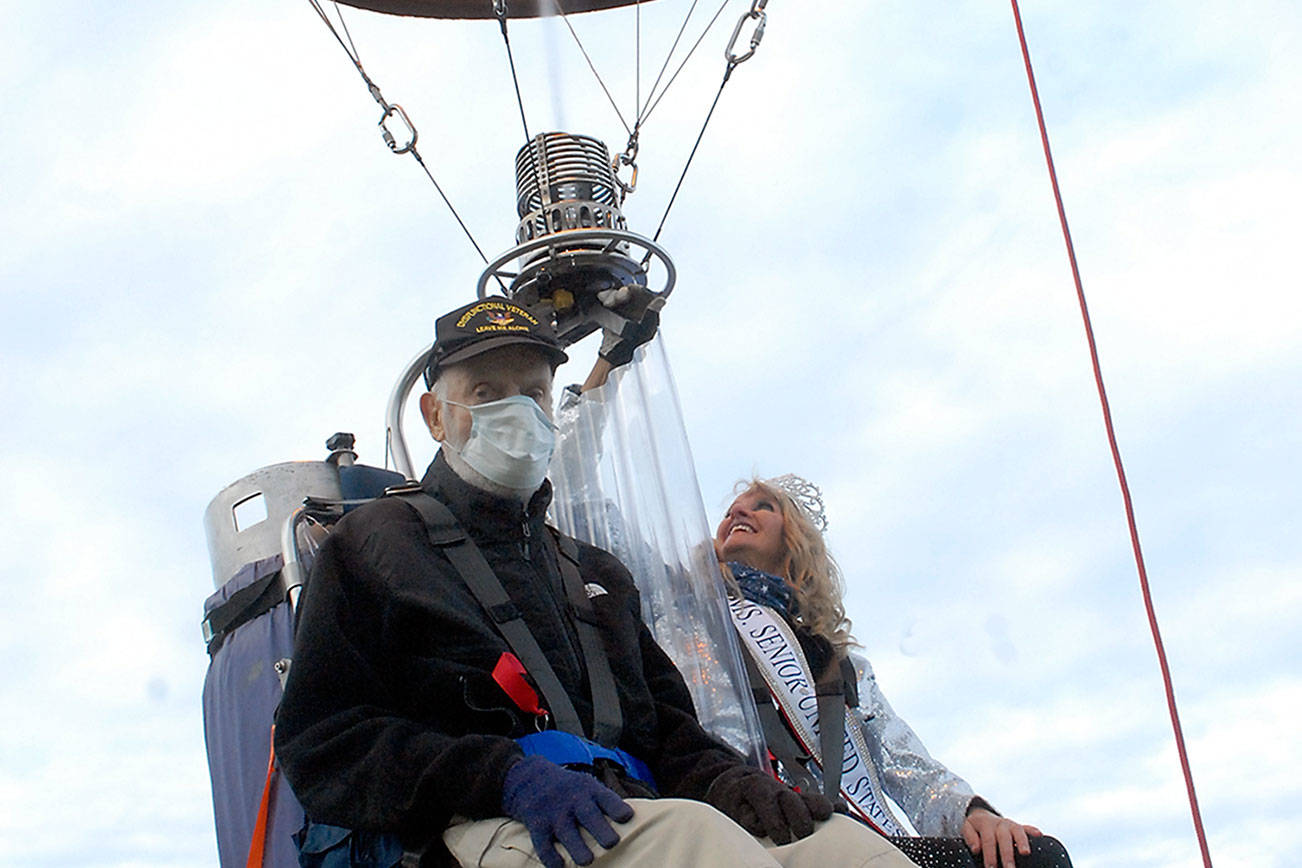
left=275, top=453, right=742, bottom=852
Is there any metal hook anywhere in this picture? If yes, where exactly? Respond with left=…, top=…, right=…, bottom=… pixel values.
left=614, top=154, right=639, bottom=197
left=725, top=7, right=767, bottom=66
left=613, top=133, right=640, bottom=198
left=379, top=104, right=418, bottom=154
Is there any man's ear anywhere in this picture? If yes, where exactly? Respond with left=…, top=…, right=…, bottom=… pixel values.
left=419, top=391, right=445, bottom=442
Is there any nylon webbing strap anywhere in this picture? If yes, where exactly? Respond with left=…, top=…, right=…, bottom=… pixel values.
left=547, top=530, right=623, bottom=747
left=203, top=567, right=285, bottom=655
left=244, top=726, right=277, bottom=868
left=740, top=650, right=821, bottom=794
left=815, top=660, right=847, bottom=802
left=840, top=657, right=860, bottom=709
left=394, top=490, right=584, bottom=738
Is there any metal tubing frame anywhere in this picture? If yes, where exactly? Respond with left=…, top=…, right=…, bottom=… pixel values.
left=476, top=228, right=677, bottom=300
left=386, top=344, right=436, bottom=482
left=279, top=507, right=310, bottom=599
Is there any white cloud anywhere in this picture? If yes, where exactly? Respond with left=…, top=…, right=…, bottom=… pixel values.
left=4, top=1, right=1301, bottom=865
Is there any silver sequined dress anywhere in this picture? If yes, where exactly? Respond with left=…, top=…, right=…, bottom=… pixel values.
left=848, top=650, right=976, bottom=837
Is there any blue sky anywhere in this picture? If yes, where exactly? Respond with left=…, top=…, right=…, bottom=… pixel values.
left=2, top=1, right=1299, bottom=866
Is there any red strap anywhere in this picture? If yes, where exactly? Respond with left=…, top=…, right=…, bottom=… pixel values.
left=245, top=727, right=277, bottom=868
left=492, top=652, right=545, bottom=717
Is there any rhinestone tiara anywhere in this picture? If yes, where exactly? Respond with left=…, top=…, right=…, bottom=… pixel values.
left=765, top=474, right=827, bottom=533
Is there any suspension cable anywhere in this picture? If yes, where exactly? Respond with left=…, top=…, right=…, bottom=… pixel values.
left=496, top=1, right=550, bottom=242
left=637, top=0, right=733, bottom=129
left=648, top=0, right=766, bottom=246
left=648, top=73, right=728, bottom=245
left=304, top=0, right=499, bottom=276
left=636, top=0, right=706, bottom=126
left=547, top=0, right=732, bottom=143
left=554, top=5, right=633, bottom=135
left=334, top=1, right=364, bottom=62
left=1008, top=4, right=1213, bottom=865
left=544, top=0, right=736, bottom=213
left=495, top=0, right=534, bottom=141
left=635, top=0, right=642, bottom=122
left=308, top=0, right=367, bottom=69
left=410, top=149, right=497, bottom=269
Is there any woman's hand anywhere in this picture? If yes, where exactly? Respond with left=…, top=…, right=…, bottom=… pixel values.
left=961, top=808, right=1042, bottom=868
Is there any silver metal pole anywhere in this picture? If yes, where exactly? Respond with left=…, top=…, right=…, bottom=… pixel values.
left=386, top=344, right=434, bottom=482
left=280, top=507, right=308, bottom=596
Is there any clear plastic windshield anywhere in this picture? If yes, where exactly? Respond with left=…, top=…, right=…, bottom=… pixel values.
left=550, top=334, right=767, bottom=766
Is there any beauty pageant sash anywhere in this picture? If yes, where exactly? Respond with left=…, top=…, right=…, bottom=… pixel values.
left=728, top=595, right=906, bottom=835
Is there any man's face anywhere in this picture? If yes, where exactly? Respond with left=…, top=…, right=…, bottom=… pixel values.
left=420, top=345, right=555, bottom=446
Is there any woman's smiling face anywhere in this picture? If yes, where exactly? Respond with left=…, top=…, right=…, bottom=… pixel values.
left=715, top=487, right=788, bottom=576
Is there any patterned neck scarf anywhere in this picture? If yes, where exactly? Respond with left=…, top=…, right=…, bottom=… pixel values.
left=728, top=562, right=798, bottom=619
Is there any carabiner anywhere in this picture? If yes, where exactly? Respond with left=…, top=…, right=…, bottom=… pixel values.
left=725, top=6, right=767, bottom=66
left=379, top=104, right=418, bottom=155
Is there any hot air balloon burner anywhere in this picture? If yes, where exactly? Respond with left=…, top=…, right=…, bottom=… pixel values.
left=514, top=132, right=628, bottom=243
left=477, top=131, right=675, bottom=347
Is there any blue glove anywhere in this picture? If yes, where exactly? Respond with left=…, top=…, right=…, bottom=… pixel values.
left=501, top=756, right=635, bottom=868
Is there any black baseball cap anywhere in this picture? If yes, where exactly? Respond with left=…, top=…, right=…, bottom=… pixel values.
left=424, top=297, right=568, bottom=387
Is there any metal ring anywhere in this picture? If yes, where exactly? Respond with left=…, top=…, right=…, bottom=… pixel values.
left=475, top=228, right=677, bottom=301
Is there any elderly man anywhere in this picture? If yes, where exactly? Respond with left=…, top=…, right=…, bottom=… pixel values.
left=275, top=297, right=917, bottom=868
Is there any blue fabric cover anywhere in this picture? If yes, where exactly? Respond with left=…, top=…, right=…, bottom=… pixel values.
left=202, top=463, right=401, bottom=866
left=338, top=465, right=406, bottom=504
left=203, top=554, right=304, bottom=868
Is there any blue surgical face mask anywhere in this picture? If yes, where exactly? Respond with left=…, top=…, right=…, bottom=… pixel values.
left=443, top=395, right=557, bottom=491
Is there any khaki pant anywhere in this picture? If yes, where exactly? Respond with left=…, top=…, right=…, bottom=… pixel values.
left=443, top=798, right=918, bottom=868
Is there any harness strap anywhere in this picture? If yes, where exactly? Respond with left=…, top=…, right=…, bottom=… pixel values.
left=739, top=651, right=821, bottom=793
left=546, top=529, right=624, bottom=747
left=203, top=557, right=287, bottom=655
left=516, top=730, right=654, bottom=787
left=815, top=660, right=847, bottom=803
left=739, top=633, right=851, bottom=802
left=245, top=726, right=277, bottom=868
left=393, top=488, right=585, bottom=738
left=841, top=657, right=860, bottom=709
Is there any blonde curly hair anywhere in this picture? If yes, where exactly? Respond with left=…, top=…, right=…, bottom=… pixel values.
left=724, top=479, right=855, bottom=651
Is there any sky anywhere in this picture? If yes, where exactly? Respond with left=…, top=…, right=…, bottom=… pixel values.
left=1, top=0, right=1299, bottom=866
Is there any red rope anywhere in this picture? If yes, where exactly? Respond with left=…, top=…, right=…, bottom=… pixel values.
left=1007, top=3, right=1213, bottom=865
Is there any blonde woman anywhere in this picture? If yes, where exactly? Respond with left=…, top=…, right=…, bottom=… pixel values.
left=715, top=476, right=1072, bottom=868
